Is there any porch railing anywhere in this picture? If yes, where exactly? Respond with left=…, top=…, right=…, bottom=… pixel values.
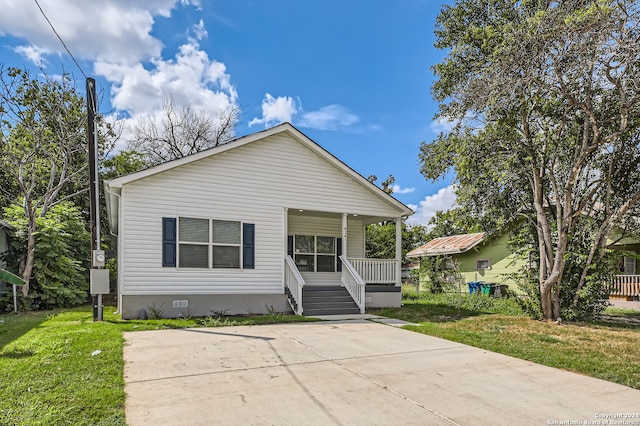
left=610, top=275, right=640, bottom=297
left=339, top=256, right=365, bottom=314
left=284, top=255, right=305, bottom=315
left=348, top=258, right=398, bottom=284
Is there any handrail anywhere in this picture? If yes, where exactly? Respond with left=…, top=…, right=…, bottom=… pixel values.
left=284, top=255, right=305, bottom=315
left=348, top=258, right=398, bottom=284
left=339, top=255, right=366, bottom=314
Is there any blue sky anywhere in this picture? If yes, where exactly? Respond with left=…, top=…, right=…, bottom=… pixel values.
left=0, top=0, right=456, bottom=225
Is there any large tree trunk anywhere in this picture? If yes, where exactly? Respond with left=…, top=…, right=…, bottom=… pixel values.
left=19, top=207, right=37, bottom=298
left=20, top=226, right=36, bottom=297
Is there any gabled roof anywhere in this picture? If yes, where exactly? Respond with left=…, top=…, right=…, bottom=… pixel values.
left=104, top=122, right=413, bottom=234
left=407, top=232, right=485, bottom=257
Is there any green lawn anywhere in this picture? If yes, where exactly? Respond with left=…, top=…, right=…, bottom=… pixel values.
left=0, top=306, right=312, bottom=426
left=371, top=292, right=640, bottom=390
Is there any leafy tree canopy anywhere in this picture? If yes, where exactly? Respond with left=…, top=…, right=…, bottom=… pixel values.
left=423, top=0, right=640, bottom=320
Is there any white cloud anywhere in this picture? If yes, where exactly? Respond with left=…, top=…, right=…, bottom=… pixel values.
left=391, top=184, right=415, bottom=195
left=192, top=19, right=208, bottom=40
left=96, top=41, right=237, bottom=116
left=13, top=45, right=52, bottom=64
left=298, top=104, right=359, bottom=131
left=0, top=0, right=178, bottom=66
left=0, top=0, right=240, bottom=154
left=406, top=185, right=457, bottom=226
left=248, top=94, right=299, bottom=127
left=430, top=116, right=459, bottom=134
left=249, top=98, right=364, bottom=132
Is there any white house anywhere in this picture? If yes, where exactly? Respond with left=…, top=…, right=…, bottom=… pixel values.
left=105, top=123, right=413, bottom=319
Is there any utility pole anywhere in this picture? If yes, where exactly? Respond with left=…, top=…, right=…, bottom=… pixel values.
left=87, top=78, right=108, bottom=321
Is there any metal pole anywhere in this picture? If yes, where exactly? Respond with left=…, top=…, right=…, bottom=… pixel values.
left=87, top=78, right=103, bottom=321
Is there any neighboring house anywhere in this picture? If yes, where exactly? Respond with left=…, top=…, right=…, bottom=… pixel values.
left=609, top=234, right=640, bottom=300
left=105, top=123, right=413, bottom=319
left=0, top=220, right=10, bottom=294
left=408, top=230, right=640, bottom=300
left=407, top=232, right=526, bottom=291
left=0, top=220, right=8, bottom=255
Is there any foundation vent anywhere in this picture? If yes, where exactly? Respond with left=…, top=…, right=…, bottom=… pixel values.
left=172, top=300, right=188, bottom=308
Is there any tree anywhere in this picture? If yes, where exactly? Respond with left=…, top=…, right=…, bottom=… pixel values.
left=424, top=206, right=482, bottom=241
left=366, top=221, right=429, bottom=264
left=423, top=0, right=640, bottom=320
left=3, top=201, right=89, bottom=309
left=0, top=67, right=89, bottom=297
left=365, top=175, right=429, bottom=263
left=128, top=96, right=241, bottom=164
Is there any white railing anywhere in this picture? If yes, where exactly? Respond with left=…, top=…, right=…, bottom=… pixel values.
left=610, top=275, right=640, bottom=296
left=348, top=258, right=398, bottom=284
left=339, top=256, right=365, bottom=314
left=284, top=255, right=305, bottom=315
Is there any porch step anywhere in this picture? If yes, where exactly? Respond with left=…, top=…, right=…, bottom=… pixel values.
left=302, top=285, right=360, bottom=316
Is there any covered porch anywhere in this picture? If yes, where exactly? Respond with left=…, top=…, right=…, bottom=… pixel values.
left=282, top=208, right=404, bottom=315
left=610, top=275, right=640, bottom=301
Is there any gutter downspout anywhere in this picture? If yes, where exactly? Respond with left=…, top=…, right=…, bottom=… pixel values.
left=105, top=186, right=121, bottom=315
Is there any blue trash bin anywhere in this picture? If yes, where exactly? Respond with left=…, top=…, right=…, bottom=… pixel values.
left=467, top=281, right=480, bottom=294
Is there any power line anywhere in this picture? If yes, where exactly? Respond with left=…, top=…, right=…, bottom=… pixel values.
left=33, top=0, right=87, bottom=79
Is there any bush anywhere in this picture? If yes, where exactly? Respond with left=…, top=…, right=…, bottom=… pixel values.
left=2, top=202, right=90, bottom=310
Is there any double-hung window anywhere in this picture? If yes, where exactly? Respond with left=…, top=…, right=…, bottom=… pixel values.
left=163, top=217, right=253, bottom=269
left=212, top=220, right=241, bottom=268
left=179, top=217, right=209, bottom=268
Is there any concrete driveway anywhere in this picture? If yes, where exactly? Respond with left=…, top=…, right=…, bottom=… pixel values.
left=124, top=319, right=640, bottom=425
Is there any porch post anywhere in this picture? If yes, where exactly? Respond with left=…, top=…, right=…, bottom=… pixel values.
left=342, top=213, right=348, bottom=259
left=283, top=208, right=288, bottom=287
left=395, top=217, right=402, bottom=287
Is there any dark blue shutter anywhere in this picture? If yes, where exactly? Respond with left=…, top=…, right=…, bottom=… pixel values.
left=243, top=223, right=255, bottom=269
left=162, top=218, right=177, bottom=267
left=336, top=238, right=342, bottom=272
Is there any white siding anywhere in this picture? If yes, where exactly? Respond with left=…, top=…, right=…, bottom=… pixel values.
left=287, top=214, right=364, bottom=258
left=119, top=134, right=400, bottom=295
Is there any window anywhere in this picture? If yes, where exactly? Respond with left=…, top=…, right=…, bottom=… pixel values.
left=179, top=218, right=209, bottom=268
left=212, top=220, right=241, bottom=268
left=476, top=258, right=491, bottom=270
left=162, top=217, right=254, bottom=269
left=623, top=256, right=637, bottom=275
left=293, top=235, right=336, bottom=272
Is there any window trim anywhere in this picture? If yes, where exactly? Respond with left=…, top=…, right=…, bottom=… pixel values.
left=623, top=256, right=636, bottom=275
left=173, top=216, right=248, bottom=270
left=476, top=258, right=491, bottom=270
left=292, top=234, right=337, bottom=273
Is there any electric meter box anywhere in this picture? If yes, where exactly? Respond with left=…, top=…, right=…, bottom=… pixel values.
left=92, top=249, right=106, bottom=268
left=90, top=269, right=110, bottom=295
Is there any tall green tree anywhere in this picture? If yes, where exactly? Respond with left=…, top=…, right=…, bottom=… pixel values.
left=3, top=202, right=89, bottom=309
left=422, top=0, right=640, bottom=320
left=0, top=66, right=88, bottom=296
left=365, top=174, right=429, bottom=263
left=366, top=221, right=429, bottom=264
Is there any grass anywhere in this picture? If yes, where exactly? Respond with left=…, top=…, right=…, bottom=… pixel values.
left=0, top=306, right=313, bottom=425
left=371, top=288, right=640, bottom=390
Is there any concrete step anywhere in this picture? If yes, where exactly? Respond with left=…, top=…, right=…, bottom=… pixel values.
left=302, top=307, right=361, bottom=316
left=301, top=285, right=359, bottom=316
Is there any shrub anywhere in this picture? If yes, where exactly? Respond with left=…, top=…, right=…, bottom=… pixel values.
left=2, top=201, right=90, bottom=310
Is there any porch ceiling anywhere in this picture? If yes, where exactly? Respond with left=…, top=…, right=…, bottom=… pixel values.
left=288, top=209, right=398, bottom=225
